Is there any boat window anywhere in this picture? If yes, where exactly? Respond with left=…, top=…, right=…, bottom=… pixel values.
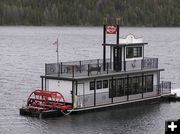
left=145, top=75, right=153, bottom=92
left=96, top=81, right=102, bottom=89
left=126, top=47, right=133, bottom=58
left=108, top=75, right=153, bottom=98
left=90, top=81, right=95, bottom=90
left=116, top=78, right=124, bottom=96
left=109, top=79, right=116, bottom=98
left=126, top=47, right=142, bottom=58
left=131, top=77, right=139, bottom=94
left=103, top=80, right=108, bottom=88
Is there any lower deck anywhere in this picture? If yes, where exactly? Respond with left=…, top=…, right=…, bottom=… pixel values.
left=74, top=85, right=171, bottom=110
left=42, top=69, right=171, bottom=111
left=72, top=93, right=171, bottom=112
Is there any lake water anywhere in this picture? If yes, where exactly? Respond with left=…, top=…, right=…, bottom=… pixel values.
left=0, top=26, right=180, bottom=134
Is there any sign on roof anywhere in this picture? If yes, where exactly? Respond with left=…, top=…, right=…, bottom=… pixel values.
left=106, top=25, right=117, bottom=34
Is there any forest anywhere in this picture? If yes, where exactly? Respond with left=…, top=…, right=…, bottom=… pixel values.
left=0, top=0, right=179, bottom=26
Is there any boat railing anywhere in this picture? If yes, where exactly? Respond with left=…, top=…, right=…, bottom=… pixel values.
left=159, top=81, right=172, bottom=95
left=45, top=57, right=158, bottom=77
left=75, top=83, right=171, bottom=108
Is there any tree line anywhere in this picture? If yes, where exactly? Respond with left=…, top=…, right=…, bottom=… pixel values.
left=0, top=0, right=179, bottom=26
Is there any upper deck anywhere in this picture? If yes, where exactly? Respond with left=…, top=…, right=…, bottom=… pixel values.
left=42, top=24, right=163, bottom=80
left=43, top=57, right=161, bottom=80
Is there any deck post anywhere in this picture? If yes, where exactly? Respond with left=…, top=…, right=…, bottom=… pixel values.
left=103, top=46, right=106, bottom=71
left=79, top=61, right=82, bottom=73
left=142, top=73, right=144, bottom=99
left=75, top=81, right=78, bottom=96
left=123, top=47, right=126, bottom=72
left=73, top=81, right=78, bottom=109
left=94, top=79, right=96, bottom=106
left=111, top=77, right=114, bottom=103
left=141, top=59, right=143, bottom=70
left=72, top=65, right=74, bottom=78
left=72, top=80, right=74, bottom=108
left=159, top=71, right=161, bottom=96
left=103, top=24, right=106, bottom=71
left=127, top=75, right=129, bottom=101
left=60, top=62, right=62, bottom=74
left=41, top=77, right=43, bottom=90
left=45, top=78, right=46, bottom=90
left=58, top=63, right=60, bottom=76
left=116, top=24, right=119, bottom=44
left=88, top=64, right=90, bottom=76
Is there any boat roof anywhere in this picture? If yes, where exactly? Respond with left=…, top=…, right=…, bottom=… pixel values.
left=41, top=68, right=164, bottom=81
left=102, top=42, right=148, bottom=46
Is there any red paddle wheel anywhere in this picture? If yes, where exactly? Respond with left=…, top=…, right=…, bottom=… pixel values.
left=20, top=90, right=72, bottom=118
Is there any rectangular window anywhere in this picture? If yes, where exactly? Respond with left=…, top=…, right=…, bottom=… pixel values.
left=143, top=75, right=153, bottom=92
left=117, top=78, right=124, bottom=96
left=90, top=81, right=95, bottom=90
left=137, top=47, right=142, bottom=57
left=109, top=79, right=116, bottom=98
left=126, top=47, right=142, bottom=58
left=126, top=47, right=133, bottom=58
left=126, top=76, right=143, bottom=95
left=103, top=80, right=108, bottom=88
left=96, top=81, right=102, bottom=89
left=133, top=47, right=138, bottom=57
left=146, top=75, right=153, bottom=92
left=131, top=77, right=139, bottom=94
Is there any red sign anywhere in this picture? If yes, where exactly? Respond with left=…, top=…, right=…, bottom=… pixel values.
left=106, top=25, right=117, bottom=34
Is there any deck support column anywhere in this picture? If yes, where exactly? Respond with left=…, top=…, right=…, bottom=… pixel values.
left=123, top=46, right=126, bottom=71
left=127, top=75, right=129, bottom=101
left=73, top=81, right=78, bottom=109
left=111, top=77, right=114, bottom=103
left=72, top=80, right=75, bottom=108
left=45, top=78, right=46, bottom=90
left=103, top=46, right=106, bottom=71
left=103, top=24, right=106, bottom=71
left=142, top=73, right=144, bottom=99
left=94, top=79, right=96, bottom=106
left=157, top=71, right=161, bottom=96
left=41, top=77, right=44, bottom=90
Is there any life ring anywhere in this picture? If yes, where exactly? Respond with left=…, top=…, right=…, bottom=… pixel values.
left=131, top=60, right=136, bottom=68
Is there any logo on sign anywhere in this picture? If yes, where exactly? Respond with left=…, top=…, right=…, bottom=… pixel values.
left=106, top=25, right=117, bottom=34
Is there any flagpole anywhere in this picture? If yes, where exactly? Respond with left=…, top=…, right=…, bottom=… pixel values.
left=57, top=38, right=59, bottom=64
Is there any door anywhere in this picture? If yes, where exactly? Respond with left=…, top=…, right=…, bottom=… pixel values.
left=113, top=47, right=122, bottom=71
left=77, top=83, right=84, bottom=107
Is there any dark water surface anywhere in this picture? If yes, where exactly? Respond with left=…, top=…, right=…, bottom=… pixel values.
left=0, top=27, right=180, bottom=134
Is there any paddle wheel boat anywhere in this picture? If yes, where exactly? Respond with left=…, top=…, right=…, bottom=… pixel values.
left=20, top=20, right=172, bottom=118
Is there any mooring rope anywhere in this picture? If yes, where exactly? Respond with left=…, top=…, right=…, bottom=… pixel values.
left=61, top=109, right=75, bottom=116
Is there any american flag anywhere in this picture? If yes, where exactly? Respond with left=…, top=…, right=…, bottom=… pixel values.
left=53, top=39, right=58, bottom=52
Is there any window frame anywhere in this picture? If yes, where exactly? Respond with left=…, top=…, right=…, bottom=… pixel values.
left=126, top=46, right=142, bottom=59
left=96, top=80, right=102, bottom=89
left=103, top=80, right=108, bottom=88
left=90, top=81, right=95, bottom=90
